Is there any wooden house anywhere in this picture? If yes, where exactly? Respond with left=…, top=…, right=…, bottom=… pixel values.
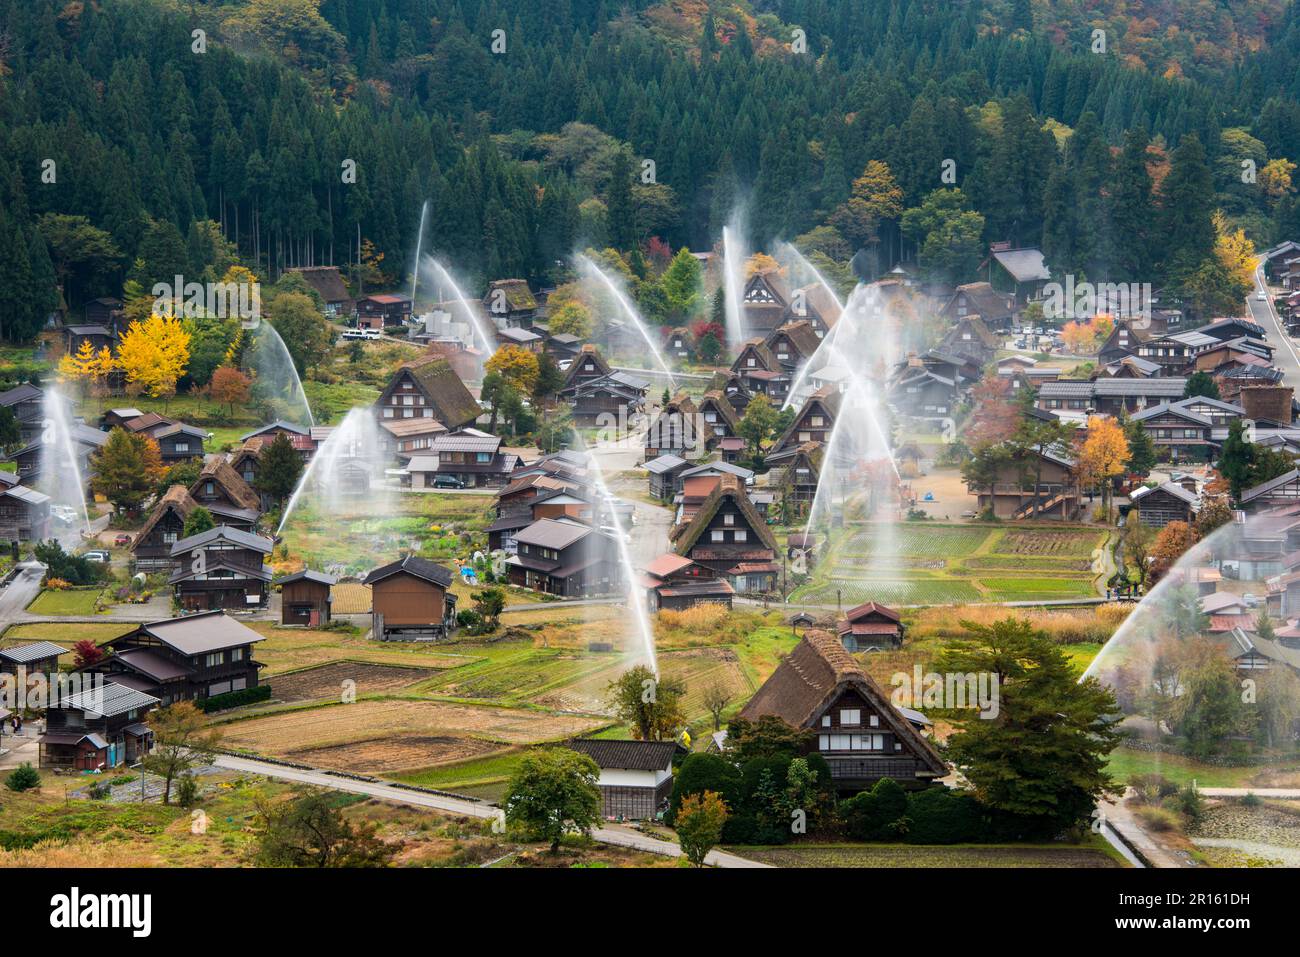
left=741, top=270, right=839, bottom=339
left=983, top=246, right=1051, bottom=304
left=644, top=454, right=690, bottom=501
left=356, top=293, right=412, bottom=329
left=1129, top=482, right=1199, bottom=527
left=364, top=555, right=458, bottom=640
left=379, top=417, right=449, bottom=461
left=0, top=641, right=67, bottom=678
left=89, top=611, right=266, bottom=705
left=837, top=601, right=904, bottom=652
left=767, top=386, right=840, bottom=462
left=39, top=681, right=158, bottom=771
left=568, top=371, right=649, bottom=428
left=0, top=383, right=46, bottom=445
left=1242, top=469, right=1300, bottom=514
left=0, top=484, right=50, bottom=542
left=63, top=324, right=114, bottom=356
left=730, top=338, right=789, bottom=403
left=562, top=739, right=684, bottom=820
left=765, top=320, right=823, bottom=372
left=738, top=628, right=947, bottom=792
left=377, top=352, right=482, bottom=429
left=670, top=474, right=779, bottom=595
left=83, top=296, right=123, bottom=329
left=168, top=525, right=274, bottom=611
left=966, top=442, right=1082, bottom=521
left=482, top=279, right=537, bottom=328
left=1097, top=321, right=1149, bottom=365
left=697, top=389, right=741, bottom=439
left=644, top=393, right=713, bottom=461
left=889, top=363, right=957, bottom=419
left=938, top=281, right=1017, bottom=333
left=189, top=457, right=263, bottom=521
left=149, top=422, right=207, bottom=464
left=276, top=569, right=336, bottom=626
left=507, top=518, right=623, bottom=597
left=643, top=553, right=733, bottom=612
left=287, top=265, right=352, bottom=317
left=775, top=442, right=823, bottom=506
left=131, top=485, right=199, bottom=570
left=422, top=430, right=518, bottom=488
left=936, top=314, right=1000, bottom=364
left=496, top=325, right=545, bottom=353
left=11, top=423, right=106, bottom=486
left=666, top=327, right=692, bottom=360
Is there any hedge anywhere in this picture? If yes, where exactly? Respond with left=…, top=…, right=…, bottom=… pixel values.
left=201, top=684, right=272, bottom=713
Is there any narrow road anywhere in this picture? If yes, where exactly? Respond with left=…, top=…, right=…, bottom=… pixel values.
left=1251, top=264, right=1300, bottom=383
left=213, top=753, right=769, bottom=868
left=0, top=562, right=45, bottom=630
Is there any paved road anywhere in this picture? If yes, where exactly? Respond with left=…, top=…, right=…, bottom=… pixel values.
left=1250, top=264, right=1300, bottom=384
left=213, top=753, right=768, bottom=868
left=0, top=562, right=45, bottom=629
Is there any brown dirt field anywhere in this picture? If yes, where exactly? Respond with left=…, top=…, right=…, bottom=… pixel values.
left=269, top=661, right=436, bottom=703
left=249, top=623, right=474, bottom=675
left=221, top=699, right=605, bottom=757
left=289, top=734, right=503, bottom=774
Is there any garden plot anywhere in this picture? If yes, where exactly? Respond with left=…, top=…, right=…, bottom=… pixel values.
left=994, top=528, right=1102, bottom=558
left=289, top=735, right=504, bottom=775
left=221, top=699, right=607, bottom=768
left=268, top=661, right=436, bottom=703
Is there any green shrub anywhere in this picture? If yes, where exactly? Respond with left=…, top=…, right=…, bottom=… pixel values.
left=841, top=777, right=910, bottom=841
left=904, top=788, right=987, bottom=844
left=1240, top=792, right=1261, bottom=808
left=5, top=763, right=40, bottom=792
left=177, top=774, right=199, bottom=809
left=200, top=684, right=272, bottom=712
left=667, top=753, right=742, bottom=825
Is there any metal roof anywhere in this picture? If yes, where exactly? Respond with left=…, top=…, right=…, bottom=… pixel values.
left=0, top=641, right=68, bottom=664
left=60, top=680, right=159, bottom=718
left=136, top=611, right=267, bottom=655
left=170, top=525, right=274, bottom=555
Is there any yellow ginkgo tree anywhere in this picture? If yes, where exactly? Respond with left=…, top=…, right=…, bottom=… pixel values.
left=57, top=339, right=117, bottom=405
left=116, top=312, right=192, bottom=406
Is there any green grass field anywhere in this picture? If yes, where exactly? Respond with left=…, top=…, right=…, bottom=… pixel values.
left=25, top=588, right=104, bottom=616
left=737, top=839, right=1124, bottom=868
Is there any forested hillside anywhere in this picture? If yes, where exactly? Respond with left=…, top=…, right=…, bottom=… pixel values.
left=2, top=0, right=1300, bottom=342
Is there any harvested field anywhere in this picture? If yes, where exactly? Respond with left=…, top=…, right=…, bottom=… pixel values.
left=289, top=734, right=503, bottom=775
left=220, top=699, right=606, bottom=760
left=268, top=661, right=436, bottom=703
left=330, top=583, right=372, bottom=614
left=248, top=623, right=472, bottom=675
left=995, top=529, right=1101, bottom=557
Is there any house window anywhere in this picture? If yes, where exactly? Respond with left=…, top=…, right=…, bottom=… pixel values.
left=869, top=715, right=879, bottom=727
left=175, top=442, right=189, bottom=453
left=840, top=709, right=861, bottom=725
left=746, top=358, right=755, bottom=367
left=710, top=530, right=724, bottom=543
left=205, top=652, right=223, bottom=667
left=723, top=514, right=734, bottom=526
left=383, top=408, right=394, bottom=418
left=476, top=452, right=492, bottom=463
left=798, top=432, right=811, bottom=442
left=231, top=648, right=244, bottom=662
left=811, top=416, right=824, bottom=427
left=734, top=530, right=747, bottom=543
left=821, top=715, right=831, bottom=727
left=163, top=531, right=178, bottom=544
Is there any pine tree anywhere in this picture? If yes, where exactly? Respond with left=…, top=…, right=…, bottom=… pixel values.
left=256, top=433, right=305, bottom=509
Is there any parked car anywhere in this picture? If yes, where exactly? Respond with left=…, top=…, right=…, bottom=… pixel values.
left=50, top=505, right=78, bottom=525
left=341, top=328, right=382, bottom=340
left=1243, top=592, right=1260, bottom=608
left=1257, top=291, right=1268, bottom=301
left=81, top=549, right=111, bottom=563
left=113, top=534, right=132, bottom=547
left=432, top=474, right=466, bottom=489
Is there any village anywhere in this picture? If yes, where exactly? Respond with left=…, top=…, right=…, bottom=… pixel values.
left=1, top=222, right=1300, bottom=873
left=4, top=2, right=1300, bottom=900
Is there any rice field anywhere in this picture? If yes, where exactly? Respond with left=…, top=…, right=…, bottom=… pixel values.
left=791, top=522, right=1108, bottom=607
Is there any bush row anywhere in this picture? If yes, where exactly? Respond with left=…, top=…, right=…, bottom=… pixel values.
left=201, top=684, right=272, bottom=713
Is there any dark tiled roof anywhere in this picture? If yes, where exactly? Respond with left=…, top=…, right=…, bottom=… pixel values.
left=563, top=738, right=683, bottom=771
left=364, top=554, right=454, bottom=588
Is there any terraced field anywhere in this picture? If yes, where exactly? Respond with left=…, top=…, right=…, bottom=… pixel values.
left=790, top=522, right=1108, bottom=607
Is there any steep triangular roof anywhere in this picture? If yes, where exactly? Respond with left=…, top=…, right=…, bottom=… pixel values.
left=396, top=352, right=481, bottom=429
left=739, top=628, right=946, bottom=776
left=672, top=474, right=777, bottom=553
left=772, top=386, right=841, bottom=451
left=730, top=338, right=780, bottom=374
left=563, top=344, right=613, bottom=389
left=698, top=389, right=742, bottom=433
left=133, top=485, right=197, bottom=549
left=191, top=457, right=262, bottom=512
left=765, top=320, right=822, bottom=362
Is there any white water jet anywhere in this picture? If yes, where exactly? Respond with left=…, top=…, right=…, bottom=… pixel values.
left=775, top=240, right=848, bottom=409
left=247, top=322, right=314, bottom=428
left=38, top=386, right=91, bottom=544
left=410, top=200, right=429, bottom=306
left=575, top=254, right=676, bottom=390
left=574, top=435, right=658, bottom=675
left=277, top=406, right=389, bottom=536
left=721, top=224, right=749, bottom=349
left=421, top=255, right=498, bottom=359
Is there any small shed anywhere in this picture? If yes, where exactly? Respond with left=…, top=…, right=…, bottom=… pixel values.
left=644, top=453, right=689, bottom=501
left=562, top=739, right=685, bottom=820
left=0, top=641, right=68, bottom=676
left=276, top=569, right=337, bottom=626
